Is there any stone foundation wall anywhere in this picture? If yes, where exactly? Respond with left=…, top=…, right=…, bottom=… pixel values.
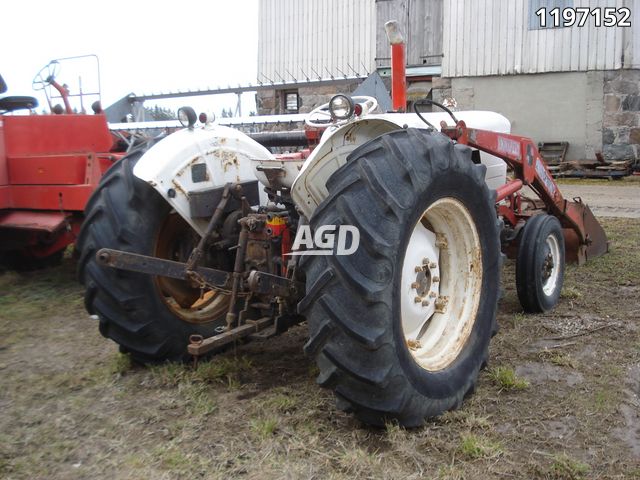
left=256, top=82, right=360, bottom=116
left=603, top=70, right=640, bottom=163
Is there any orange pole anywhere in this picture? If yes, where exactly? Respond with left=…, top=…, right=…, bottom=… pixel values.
left=385, top=20, right=407, bottom=112
left=390, top=42, right=406, bottom=112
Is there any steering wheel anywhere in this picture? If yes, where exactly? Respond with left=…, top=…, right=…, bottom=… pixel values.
left=32, top=60, right=61, bottom=91
left=305, top=95, right=379, bottom=128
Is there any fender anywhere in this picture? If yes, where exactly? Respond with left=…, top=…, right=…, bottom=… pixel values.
left=291, top=111, right=511, bottom=219
left=133, top=124, right=274, bottom=235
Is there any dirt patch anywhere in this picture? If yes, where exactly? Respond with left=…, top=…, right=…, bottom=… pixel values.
left=516, top=362, right=584, bottom=387
left=0, top=217, right=639, bottom=479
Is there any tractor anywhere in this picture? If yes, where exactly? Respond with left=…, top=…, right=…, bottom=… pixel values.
left=77, top=23, right=607, bottom=427
left=0, top=57, right=125, bottom=269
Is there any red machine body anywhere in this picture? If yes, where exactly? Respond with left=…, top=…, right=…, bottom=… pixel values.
left=0, top=111, right=122, bottom=259
left=441, top=121, right=608, bottom=264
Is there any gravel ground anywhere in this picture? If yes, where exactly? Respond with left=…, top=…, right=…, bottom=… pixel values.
left=558, top=182, right=640, bottom=219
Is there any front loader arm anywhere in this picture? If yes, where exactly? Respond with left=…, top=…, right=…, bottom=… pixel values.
left=442, top=121, right=608, bottom=264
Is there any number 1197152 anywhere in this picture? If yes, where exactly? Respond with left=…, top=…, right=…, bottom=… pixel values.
left=536, top=7, right=631, bottom=27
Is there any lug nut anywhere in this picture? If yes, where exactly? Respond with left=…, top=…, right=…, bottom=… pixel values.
left=414, top=266, right=423, bottom=273
left=432, top=276, right=440, bottom=283
left=414, top=296, right=422, bottom=303
left=435, top=234, right=448, bottom=249
left=421, top=300, right=430, bottom=307
left=411, top=282, right=419, bottom=289
left=435, top=296, right=449, bottom=313
left=429, top=262, right=437, bottom=269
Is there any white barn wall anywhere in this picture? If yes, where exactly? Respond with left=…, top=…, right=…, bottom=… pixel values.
left=258, top=0, right=376, bottom=82
left=443, top=0, right=637, bottom=78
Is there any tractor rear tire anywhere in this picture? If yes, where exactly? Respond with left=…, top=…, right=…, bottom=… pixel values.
left=516, top=214, right=565, bottom=313
left=300, top=128, right=501, bottom=427
left=77, top=151, right=228, bottom=364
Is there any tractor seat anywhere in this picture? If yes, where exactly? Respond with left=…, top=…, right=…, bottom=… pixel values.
left=0, top=95, right=39, bottom=112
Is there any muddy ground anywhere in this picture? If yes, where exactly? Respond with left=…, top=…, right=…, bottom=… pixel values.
left=1, top=194, right=639, bottom=478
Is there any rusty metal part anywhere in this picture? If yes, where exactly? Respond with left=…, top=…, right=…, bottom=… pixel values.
left=96, top=248, right=232, bottom=289
left=187, top=317, right=274, bottom=356
left=188, top=180, right=259, bottom=218
left=225, top=218, right=251, bottom=329
left=152, top=212, right=230, bottom=323
left=247, top=270, right=303, bottom=298
left=186, top=183, right=234, bottom=273
left=563, top=201, right=609, bottom=264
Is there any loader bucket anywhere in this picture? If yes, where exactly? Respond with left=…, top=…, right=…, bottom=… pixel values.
left=563, top=200, right=608, bottom=265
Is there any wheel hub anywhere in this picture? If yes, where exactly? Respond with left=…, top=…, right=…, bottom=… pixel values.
left=542, top=234, right=561, bottom=296
left=542, top=251, right=554, bottom=280
left=400, top=197, right=483, bottom=371
left=412, top=258, right=439, bottom=304
left=154, top=213, right=230, bottom=324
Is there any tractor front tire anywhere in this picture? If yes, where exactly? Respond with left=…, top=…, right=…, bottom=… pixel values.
left=77, top=152, right=228, bottom=364
left=516, top=214, right=565, bottom=313
left=300, top=128, right=501, bottom=427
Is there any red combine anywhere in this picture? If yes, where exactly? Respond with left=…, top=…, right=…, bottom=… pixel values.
left=0, top=59, right=125, bottom=268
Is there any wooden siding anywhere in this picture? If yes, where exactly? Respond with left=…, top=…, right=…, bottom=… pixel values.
left=257, top=0, right=376, bottom=82
left=375, top=0, right=444, bottom=68
left=443, top=0, right=638, bottom=77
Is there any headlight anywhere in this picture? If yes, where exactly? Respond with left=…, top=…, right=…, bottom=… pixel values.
left=329, top=94, right=354, bottom=120
left=177, top=106, right=197, bottom=128
left=198, top=111, right=216, bottom=124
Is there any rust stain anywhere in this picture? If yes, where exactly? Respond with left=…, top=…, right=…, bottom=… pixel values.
left=215, top=149, right=240, bottom=173
left=344, top=127, right=357, bottom=144
left=171, top=179, right=189, bottom=198
left=176, top=155, right=202, bottom=177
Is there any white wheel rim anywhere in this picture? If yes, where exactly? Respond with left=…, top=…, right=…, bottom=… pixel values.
left=400, top=198, right=483, bottom=371
left=542, top=234, right=561, bottom=296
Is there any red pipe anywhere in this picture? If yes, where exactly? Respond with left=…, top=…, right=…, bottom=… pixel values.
left=385, top=21, right=407, bottom=112
left=495, top=179, right=523, bottom=203
left=391, top=43, right=406, bottom=112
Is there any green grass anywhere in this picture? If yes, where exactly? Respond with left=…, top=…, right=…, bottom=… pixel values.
left=560, top=286, right=582, bottom=300
left=593, top=390, right=613, bottom=412
left=0, top=262, right=83, bottom=321
left=265, top=392, right=298, bottom=413
left=576, top=218, right=640, bottom=286
left=550, top=453, right=590, bottom=480
left=180, top=382, right=217, bottom=416
left=488, top=366, right=529, bottom=391
left=195, top=356, right=253, bottom=388
left=250, top=418, right=278, bottom=439
left=538, top=350, right=576, bottom=369
left=109, top=352, right=133, bottom=375
left=458, top=433, right=502, bottom=460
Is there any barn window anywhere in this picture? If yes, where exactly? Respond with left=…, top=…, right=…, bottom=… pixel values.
left=529, top=0, right=574, bottom=30
left=284, top=91, right=299, bottom=113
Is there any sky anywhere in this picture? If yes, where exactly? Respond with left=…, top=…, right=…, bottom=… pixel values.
left=1, top=0, right=260, bottom=116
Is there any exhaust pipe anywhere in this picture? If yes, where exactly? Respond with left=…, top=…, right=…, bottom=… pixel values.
left=384, top=20, right=407, bottom=113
